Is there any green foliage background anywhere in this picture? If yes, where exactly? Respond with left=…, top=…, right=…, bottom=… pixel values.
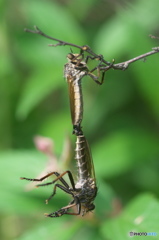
left=1, top=0, right=159, bottom=239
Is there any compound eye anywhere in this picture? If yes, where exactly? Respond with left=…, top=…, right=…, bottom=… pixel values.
left=67, top=53, right=74, bottom=60
left=88, top=203, right=95, bottom=211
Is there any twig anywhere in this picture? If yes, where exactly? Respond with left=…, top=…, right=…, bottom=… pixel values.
left=24, top=26, right=110, bottom=65
left=100, top=48, right=159, bottom=71
left=24, top=26, right=159, bottom=72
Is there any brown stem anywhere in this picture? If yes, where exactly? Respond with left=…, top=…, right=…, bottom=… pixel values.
left=24, top=26, right=159, bottom=72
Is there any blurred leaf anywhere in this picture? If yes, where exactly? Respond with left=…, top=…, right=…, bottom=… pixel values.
left=94, top=17, right=134, bottom=59
left=128, top=0, right=159, bottom=29
left=73, top=223, right=103, bottom=240
left=95, top=180, right=115, bottom=218
left=20, top=0, right=86, bottom=44
left=93, top=128, right=159, bottom=178
left=17, top=218, right=83, bottom=240
left=132, top=55, right=159, bottom=120
left=17, top=218, right=103, bottom=240
left=132, top=161, right=159, bottom=192
left=94, top=0, right=159, bottom=59
left=67, top=0, right=96, bottom=21
left=39, top=111, right=72, bottom=154
left=100, top=193, right=159, bottom=240
left=0, top=149, right=70, bottom=215
left=83, top=72, right=134, bottom=134
left=0, top=150, right=45, bottom=214
left=16, top=65, right=63, bottom=119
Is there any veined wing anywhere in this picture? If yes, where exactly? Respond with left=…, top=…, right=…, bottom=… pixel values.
left=84, top=136, right=96, bottom=181
left=66, top=74, right=83, bottom=128
left=75, top=135, right=96, bottom=183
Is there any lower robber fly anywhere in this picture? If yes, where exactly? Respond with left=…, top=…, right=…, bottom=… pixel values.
left=20, top=134, right=97, bottom=217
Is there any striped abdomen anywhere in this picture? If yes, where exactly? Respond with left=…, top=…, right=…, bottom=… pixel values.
left=67, top=76, right=83, bottom=128
left=75, top=135, right=96, bottom=187
left=64, top=61, right=86, bottom=134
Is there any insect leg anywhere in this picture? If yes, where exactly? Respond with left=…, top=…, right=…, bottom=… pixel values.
left=20, top=170, right=76, bottom=191
left=88, top=59, right=115, bottom=85
left=45, top=196, right=81, bottom=217
left=20, top=171, right=60, bottom=182
left=36, top=170, right=76, bottom=190
left=61, top=197, right=81, bottom=216
left=45, top=183, right=74, bottom=204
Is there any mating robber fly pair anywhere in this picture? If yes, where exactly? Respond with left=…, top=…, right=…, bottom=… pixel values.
left=21, top=50, right=105, bottom=218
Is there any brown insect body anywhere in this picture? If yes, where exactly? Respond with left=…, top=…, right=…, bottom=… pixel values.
left=20, top=134, right=97, bottom=217
left=74, top=134, right=97, bottom=215
left=64, top=53, right=88, bottom=135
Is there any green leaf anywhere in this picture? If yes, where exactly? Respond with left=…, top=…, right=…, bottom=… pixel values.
left=39, top=111, right=72, bottom=154
left=0, top=150, right=69, bottom=215
left=20, top=0, right=86, bottom=44
left=67, top=0, right=96, bottom=21
left=16, top=65, right=62, bottom=119
left=83, top=73, right=134, bottom=134
left=132, top=55, right=159, bottom=120
left=0, top=150, right=45, bottom=214
left=17, top=218, right=83, bottom=240
left=95, top=181, right=115, bottom=218
left=93, top=128, right=159, bottom=178
left=94, top=0, right=159, bottom=59
left=94, top=17, right=134, bottom=59
left=100, top=193, right=159, bottom=240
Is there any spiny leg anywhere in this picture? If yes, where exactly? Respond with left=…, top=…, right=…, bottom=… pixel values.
left=20, top=171, right=61, bottom=182
left=98, top=59, right=115, bottom=84
left=45, top=183, right=74, bottom=204
left=76, top=49, right=103, bottom=69
left=36, top=170, right=76, bottom=190
left=36, top=171, right=76, bottom=204
left=88, top=59, right=115, bottom=85
left=45, top=196, right=81, bottom=218
left=83, top=55, right=106, bottom=85
left=85, top=54, right=103, bottom=64
left=61, top=198, right=81, bottom=216
left=20, top=170, right=76, bottom=202
left=21, top=171, right=77, bottom=214
left=45, top=208, right=69, bottom=218
left=20, top=170, right=75, bottom=190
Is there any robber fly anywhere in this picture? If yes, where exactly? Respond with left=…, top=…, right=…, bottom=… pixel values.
left=64, top=52, right=106, bottom=135
left=20, top=134, right=97, bottom=217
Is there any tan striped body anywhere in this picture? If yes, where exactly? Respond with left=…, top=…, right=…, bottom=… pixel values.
left=75, top=134, right=96, bottom=184
left=64, top=53, right=88, bottom=134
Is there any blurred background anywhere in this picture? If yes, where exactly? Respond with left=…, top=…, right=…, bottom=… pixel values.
left=1, top=0, right=159, bottom=239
